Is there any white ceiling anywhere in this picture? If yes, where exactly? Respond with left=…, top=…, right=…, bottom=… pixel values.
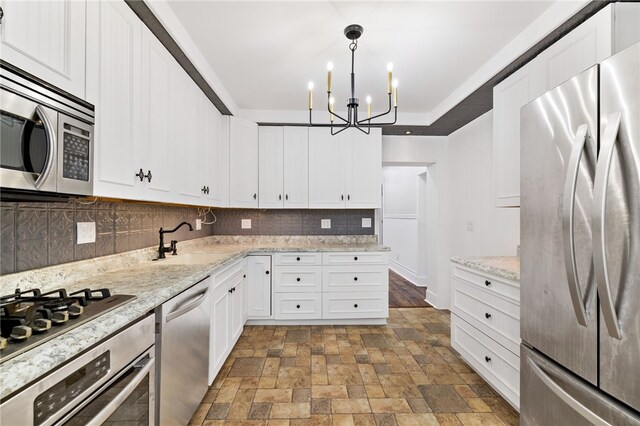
left=167, top=1, right=555, bottom=118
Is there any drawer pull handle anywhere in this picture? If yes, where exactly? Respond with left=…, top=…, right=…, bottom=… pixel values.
left=485, top=280, right=491, bottom=287
left=296, top=305, right=301, bottom=309
left=243, top=275, right=246, bottom=278
left=296, top=257, right=300, bottom=261
left=354, top=256, right=358, bottom=261
left=353, top=277, right=358, bottom=281
left=485, top=356, right=491, bottom=363
left=266, top=270, right=270, bottom=275
left=354, top=304, right=358, bottom=308
left=296, top=278, right=301, bottom=282
left=485, top=313, right=492, bottom=319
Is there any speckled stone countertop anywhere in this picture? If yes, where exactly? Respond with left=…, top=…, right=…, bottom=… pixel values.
left=450, top=256, right=520, bottom=282
left=0, top=235, right=387, bottom=400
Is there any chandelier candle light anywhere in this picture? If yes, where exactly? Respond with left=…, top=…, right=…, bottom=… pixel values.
left=308, top=24, right=398, bottom=135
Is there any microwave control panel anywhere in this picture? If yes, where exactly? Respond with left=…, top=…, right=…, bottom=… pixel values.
left=62, top=124, right=91, bottom=182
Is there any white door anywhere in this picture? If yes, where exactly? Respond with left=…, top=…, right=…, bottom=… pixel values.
left=246, top=256, right=272, bottom=318
left=0, top=0, right=86, bottom=99
left=87, top=0, right=142, bottom=200
left=283, top=127, right=309, bottom=208
left=206, top=115, right=229, bottom=207
left=259, top=127, right=284, bottom=208
left=140, top=27, right=173, bottom=202
left=345, top=128, right=382, bottom=208
left=230, top=270, right=245, bottom=342
left=229, top=117, right=259, bottom=207
left=308, top=128, right=346, bottom=208
left=209, top=283, right=230, bottom=383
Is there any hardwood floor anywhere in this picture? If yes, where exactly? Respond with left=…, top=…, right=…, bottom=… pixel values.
left=389, top=270, right=431, bottom=308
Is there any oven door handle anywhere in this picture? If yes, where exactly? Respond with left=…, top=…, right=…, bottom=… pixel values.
left=166, top=287, right=209, bottom=323
left=84, top=355, right=155, bottom=426
left=33, top=104, right=57, bottom=189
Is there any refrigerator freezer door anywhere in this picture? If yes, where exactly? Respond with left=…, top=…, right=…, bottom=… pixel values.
left=521, top=345, right=640, bottom=426
left=597, top=42, right=640, bottom=412
left=521, top=66, right=599, bottom=384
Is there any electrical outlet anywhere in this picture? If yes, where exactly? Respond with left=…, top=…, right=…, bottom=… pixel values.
left=321, top=219, right=331, bottom=229
left=361, top=218, right=372, bottom=228
left=77, top=222, right=96, bottom=244
left=241, top=219, right=252, bottom=229
left=195, top=219, right=202, bottom=230
left=466, top=221, right=474, bottom=232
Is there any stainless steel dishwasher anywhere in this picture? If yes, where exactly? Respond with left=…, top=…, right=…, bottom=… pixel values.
left=155, top=277, right=211, bottom=426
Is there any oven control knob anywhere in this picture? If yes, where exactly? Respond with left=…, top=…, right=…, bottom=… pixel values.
left=51, top=311, right=69, bottom=324
left=0, top=337, right=7, bottom=350
left=68, top=304, right=84, bottom=317
left=32, top=318, right=52, bottom=332
left=10, top=325, right=33, bottom=340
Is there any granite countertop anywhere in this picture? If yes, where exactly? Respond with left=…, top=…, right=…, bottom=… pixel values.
left=0, top=236, right=388, bottom=400
left=450, top=256, right=520, bottom=282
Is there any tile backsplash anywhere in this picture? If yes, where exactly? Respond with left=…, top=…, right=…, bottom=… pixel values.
left=0, top=200, right=375, bottom=274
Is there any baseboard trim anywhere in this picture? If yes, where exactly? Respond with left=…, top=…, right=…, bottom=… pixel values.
left=388, top=261, right=427, bottom=287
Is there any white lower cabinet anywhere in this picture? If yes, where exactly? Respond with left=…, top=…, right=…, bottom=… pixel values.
left=450, top=262, right=520, bottom=410
left=245, top=255, right=272, bottom=318
left=274, top=293, right=322, bottom=320
left=322, top=292, right=388, bottom=319
left=322, top=265, right=388, bottom=293
left=273, top=266, right=322, bottom=292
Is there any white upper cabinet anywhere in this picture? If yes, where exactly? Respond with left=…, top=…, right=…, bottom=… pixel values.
left=309, top=127, right=381, bottom=209
left=345, top=128, right=382, bottom=208
left=492, top=3, right=639, bottom=208
left=87, top=0, right=142, bottom=200
left=258, top=127, right=285, bottom=208
left=140, top=26, right=173, bottom=203
left=0, top=0, right=86, bottom=99
left=202, top=107, right=229, bottom=207
left=283, top=127, right=309, bottom=208
left=258, top=126, right=309, bottom=209
left=229, top=117, right=259, bottom=207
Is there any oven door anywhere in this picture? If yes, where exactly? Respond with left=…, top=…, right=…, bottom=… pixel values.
left=0, top=87, right=58, bottom=193
left=60, top=348, right=155, bottom=426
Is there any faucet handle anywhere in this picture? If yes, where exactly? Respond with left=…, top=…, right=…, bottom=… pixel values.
left=170, top=240, right=178, bottom=255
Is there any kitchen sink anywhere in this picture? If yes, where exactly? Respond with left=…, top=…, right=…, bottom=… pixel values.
left=154, top=252, right=229, bottom=265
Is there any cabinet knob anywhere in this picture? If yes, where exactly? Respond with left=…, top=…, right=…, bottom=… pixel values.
left=228, top=288, right=233, bottom=293
left=145, top=170, right=152, bottom=182
left=485, top=356, right=492, bottom=363
left=485, top=313, right=492, bottom=319
left=135, top=168, right=145, bottom=181
left=265, top=270, right=270, bottom=275
left=354, top=304, right=358, bottom=308
left=354, top=256, right=358, bottom=261
left=0, top=7, right=4, bottom=24
left=296, top=304, right=301, bottom=309
left=285, top=194, right=289, bottom=200
left=347, top=194, right=350, bottom=201
left=485, top=280, right=491, bottom=287
left=341, top=194, right=344, bottom=201
left=353, top=277, right=358, bottom=281
left=253, top=193, right=257, bottom=199
left=243, top=275, right=246, bottom=278
left=296, top=257, right=300, bottom=261
left=202, top=186, right=208, bottom=193
left=296, top=278, right=301, bottom=282
left=279, top=194, right=282, bottom=200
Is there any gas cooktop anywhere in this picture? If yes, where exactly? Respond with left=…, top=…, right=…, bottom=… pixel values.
left=0, top=287, right=135, bottom=363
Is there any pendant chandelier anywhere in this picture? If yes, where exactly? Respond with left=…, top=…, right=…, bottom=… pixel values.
left=307, top=24, right=398, bottom=135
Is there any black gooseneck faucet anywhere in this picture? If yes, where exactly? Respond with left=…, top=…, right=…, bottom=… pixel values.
left=157, top=222, right=193, bottom=259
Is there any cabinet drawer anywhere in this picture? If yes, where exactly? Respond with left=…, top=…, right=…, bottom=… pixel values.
left=322, top=252, right=387, bottom=265
left=274, top=293, right=322, bottom=320
left=451, top=264, right=520, bottom=303
left=323, top=265, right=388, bottom=292
left=451, top=315, right=520, bottom=409
left=452, top=279, right=520, bottom=354
left=273, top=253, right=322, bottom=266
left=273, top=266, right=322, bottom=292
left=322, top=292, right=388, bottom=319
left=212, top=259, right=244, bottom=291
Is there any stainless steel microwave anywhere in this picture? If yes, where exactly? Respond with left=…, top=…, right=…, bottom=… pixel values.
left=0, top=65, right=94, bottom=197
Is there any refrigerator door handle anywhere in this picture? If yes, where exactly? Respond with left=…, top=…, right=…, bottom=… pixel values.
left=593, top=112, right=623, bottom=339
left=528, top=358, right=610, bottom=426
left=561, top=123, right=590, bottom=326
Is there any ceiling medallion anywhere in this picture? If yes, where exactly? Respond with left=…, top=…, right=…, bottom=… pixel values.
left=307, top=24, right=398, bottom=135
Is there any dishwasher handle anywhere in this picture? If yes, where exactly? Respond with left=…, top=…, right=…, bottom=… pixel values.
left=166, top=288, right=209, bottom=323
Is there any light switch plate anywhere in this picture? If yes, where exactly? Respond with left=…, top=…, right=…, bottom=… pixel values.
left=321, top=219, right=331, bottom=229
left=361, top=218, right=372, bottom=228
left=195, top=219, right=202, bottom=230
left=77, top=222, right=96, bottom=244
left=241, top=219, right=252, bottom=229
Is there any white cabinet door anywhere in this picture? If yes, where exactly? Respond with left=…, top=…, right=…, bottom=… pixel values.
left=345, top=128, right=382, bottom=208
left=308, top=128, right=346, bottom=208
left=140, top=27, right=174, bottom=202
left=229, top=117, right=259, bottom=207
left=283, top=127, right=309, bottom=208
left=246, top=256, right=272, bottom=318
left=202, top=105, right=227, bottom=206
left=230, top=270, right=245, bottom=342
left=0, top=0, right=86, bottom=99
left=492, top=55, right=546, bottom=208
left=258, top=127, right=284, bottom=208
left=87, top=0, right=142, bottom=200
left=209, top=283, right=231, bottom=384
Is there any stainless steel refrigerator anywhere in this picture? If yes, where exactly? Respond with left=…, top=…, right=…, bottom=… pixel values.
left=520, top=43, right=640, bottom=425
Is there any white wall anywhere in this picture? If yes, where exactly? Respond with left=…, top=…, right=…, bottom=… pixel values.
left=447, top=111, right=520, bottom=257
left=382, top=166, right=428, bottom=286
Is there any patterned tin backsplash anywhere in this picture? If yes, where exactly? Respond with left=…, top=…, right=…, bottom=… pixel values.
left=0, top=200, right=375, bottom=274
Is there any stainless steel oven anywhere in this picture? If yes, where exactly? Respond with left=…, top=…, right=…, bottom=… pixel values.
left=0, top=65, right=94, bottom=197
left=0, top=315, right=155, bottom=426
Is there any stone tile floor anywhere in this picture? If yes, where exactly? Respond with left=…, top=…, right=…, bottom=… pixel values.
left=188, top=308, right=519, bottom=425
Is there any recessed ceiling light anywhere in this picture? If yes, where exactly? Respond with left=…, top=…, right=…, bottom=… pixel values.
left=405, top=130, right=412, bottom=135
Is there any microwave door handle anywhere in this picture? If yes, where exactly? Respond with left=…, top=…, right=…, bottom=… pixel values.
left=561, top=123, right=590, bottom=326
left=33, top=105, right=57, bottom=190
left=593, top=112, right=623, bottom=339
left=84, top=356, right=155, bottom=426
